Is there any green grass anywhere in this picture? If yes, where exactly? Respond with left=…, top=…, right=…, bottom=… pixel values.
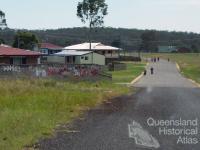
left=0, top=79, right=130, bottom=150
left=110, top=62, right=146, bottom=83
left=0, top=62, right=146, bottom=150
left=142, top=53, right=200, bottom=83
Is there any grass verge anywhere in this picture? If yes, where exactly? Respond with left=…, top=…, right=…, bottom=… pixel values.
left=110, top=62, right=146, bottom=83
left=0, top=61, right=146, bottom=150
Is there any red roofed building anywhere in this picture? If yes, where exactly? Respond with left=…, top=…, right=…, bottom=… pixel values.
left=40, top=43, right=63, bottom=55
left=0, top=45, right=42, bottom=65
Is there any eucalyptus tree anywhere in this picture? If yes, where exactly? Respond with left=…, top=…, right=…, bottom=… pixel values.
left=77, top=0, right=108, bottom=49
left=0, top=10, right=7, bottom=29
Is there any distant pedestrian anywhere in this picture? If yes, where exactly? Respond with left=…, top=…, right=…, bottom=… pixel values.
left=144, top=69, right=147, bottom=76
left=168, top=58, right=170, bottom=62
left=150, top=67, right=154, bottom=75
left=154, top=58, right=157, bottom=62
left=157, top=57, right=160, bottom=61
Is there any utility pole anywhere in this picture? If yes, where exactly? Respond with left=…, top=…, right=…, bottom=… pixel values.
left=89, top=21, right=92, bottom=51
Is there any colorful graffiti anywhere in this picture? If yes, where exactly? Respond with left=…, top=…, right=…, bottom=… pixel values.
left=0, top=64, right=106, bottom=79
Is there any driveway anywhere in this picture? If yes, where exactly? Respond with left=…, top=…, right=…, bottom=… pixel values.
left=39, top=60, right=200, bottom=150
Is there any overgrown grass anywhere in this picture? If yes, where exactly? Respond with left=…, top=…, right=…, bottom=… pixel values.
left=0, top=61, right=146, bottom=150
left=110, top=62, right=146, bottom=83
left=0, top=79, right=129, bottom=150
left=142, top=53, right=200, bottom=83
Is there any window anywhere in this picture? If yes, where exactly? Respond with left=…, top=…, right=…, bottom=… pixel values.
left=66, top=56, right=70, bottom=63
left=22, top=58, right=27, bottom=65
left=81, top=56, right=84, bottom=59
left=85, top=56, right=88, bottom=60
left=10, top=58, right=13, bottom=65
left=73, top=56, right=75, bottom=62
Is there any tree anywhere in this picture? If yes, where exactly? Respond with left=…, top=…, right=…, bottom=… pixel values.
left=0, top=10, right=7, bottom=29
left=191, top=44, right=199, bottom=53
left=111, top=38, right=121, bottom=48
left=140, top=30, right=157, bottom=52
left=13, top=32, right=39, bottom=50
left=77, top=0, right=108, bottom=49
left=0, top=38, right=4, bottom=44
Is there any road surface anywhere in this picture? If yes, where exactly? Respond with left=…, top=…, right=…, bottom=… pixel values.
left=39, top=60, right=200, bottom=150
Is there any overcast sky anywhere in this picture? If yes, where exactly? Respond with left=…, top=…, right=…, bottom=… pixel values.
left=1, top=0, right=200, bottom=33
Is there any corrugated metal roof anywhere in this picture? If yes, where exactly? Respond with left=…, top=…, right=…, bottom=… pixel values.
left=54, top=50, right=92, bottom=56
left=0, top=45, right=41, bottom=56
left=64, top=43, right=120, bottom=51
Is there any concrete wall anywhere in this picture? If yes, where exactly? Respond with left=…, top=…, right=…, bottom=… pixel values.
left=47, top=56, right=65, bottom=64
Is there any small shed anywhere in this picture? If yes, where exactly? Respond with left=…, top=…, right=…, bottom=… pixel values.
left=48, top=50, right=105, bottom=66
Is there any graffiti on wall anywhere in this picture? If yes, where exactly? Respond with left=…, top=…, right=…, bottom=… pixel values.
left=0, top=64, right=102, bottom=78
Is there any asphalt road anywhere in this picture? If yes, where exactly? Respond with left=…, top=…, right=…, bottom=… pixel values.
left=39, top=60, right=200, bottom=150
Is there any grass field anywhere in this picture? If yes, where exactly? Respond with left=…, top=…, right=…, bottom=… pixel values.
left=142, top=53, right=200, bottom=83
left=0, top=62, right=145, bottom=150
left=110, top=62, right=146, bottom=83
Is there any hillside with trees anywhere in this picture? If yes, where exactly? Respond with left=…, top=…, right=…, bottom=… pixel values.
left=1, top=27, right=200, bottom=52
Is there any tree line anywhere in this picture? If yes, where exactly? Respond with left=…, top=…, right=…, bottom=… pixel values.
left=1, top=27, right=200, bottom=52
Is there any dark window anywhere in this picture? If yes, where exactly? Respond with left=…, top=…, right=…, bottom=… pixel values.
left=73, top=56, right=75, bottom=62
left=85, top=56, right=88, bottom=60
left=66, top=57, right=70, bottom=63
left=10, top=58, right=13, bottom=65
left=22, top=58, right=27, bottom=65
left=81, top=56, right=84, bottom=59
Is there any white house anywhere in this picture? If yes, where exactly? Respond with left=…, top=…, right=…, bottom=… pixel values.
left=47, top=50, right=105, bottom=66
left=64, top=43, right=121, bottom=59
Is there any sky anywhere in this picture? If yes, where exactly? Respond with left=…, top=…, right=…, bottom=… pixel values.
left=1, top=0, right=200, bottom=33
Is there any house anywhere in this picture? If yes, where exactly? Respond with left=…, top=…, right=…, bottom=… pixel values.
left=40, top=43, right=63, bottom=55
left=0, top=45, right=41, bottom=65
left=48, top=50, right=105, bottom=66
left=64, top=43, right=121, bottom=59
left=158, top=46, right=177, bottom=53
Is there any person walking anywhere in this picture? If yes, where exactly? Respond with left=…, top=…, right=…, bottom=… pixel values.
left=144, top=69, right=147, bottom=76
left=150, top=67, right=154, bottom=75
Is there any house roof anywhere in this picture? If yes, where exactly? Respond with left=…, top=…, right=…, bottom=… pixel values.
left=0, top=45, right=42, bottom=56
left=40, top=43, right=63, bottom=49
left=64, top=43, right=120, bottom=51
left=54, top=50, right=92, bottom=56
